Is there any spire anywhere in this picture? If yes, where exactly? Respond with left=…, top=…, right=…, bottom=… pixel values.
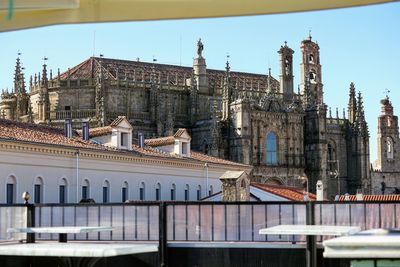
left=336, top=108, right=339, bottom=119
left=329, top=107, right=332, bottom=118
left=13, top=53, right=26, bottom=95
left=343, top=108, right=346, bottom=119
left=41, top=62, right=48, bottom=88
left=357, top=91, right=369, bottom=136
left=348, top=82, right=357, bottom=123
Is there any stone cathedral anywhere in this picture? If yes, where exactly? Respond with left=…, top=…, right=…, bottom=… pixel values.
left=1, top=36, right=376, bottom=198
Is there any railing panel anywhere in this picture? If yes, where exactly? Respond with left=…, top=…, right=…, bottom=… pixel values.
left=349, top=204, right=366, bottom=229
left=200, top=205, right=212, bottom=241
left=187, top=205, right=200, bottom=241
left=167, top=205, right=174, bottom=241
left=226, top=205, right=239, bottom=241
left=334, top=203, right=351, bottom=226
left=111, top=206, right=124, bottom=240
left=87, top=206, right=100, bottom=240
left=75, top=206, right=89, bottom=240
left=123, top=206, right=135, bottom=240
left=173, top=205, right=187, bottom=241
left=149, top=206, right=159, bottom=241
left=213, top=205, right=226, bottom=241
left=380, top=204, right=396, bottom=229
left=366, top=204, right=380, bottom=229
left=0, top=206, right=26, bottom=241
left=136, top=206, right=150, bottom=240
left=253, top=205, right=266, bottom=241
left=239, top=205, right=253, bottom=241
left=266, top=205, right=280, bottom=241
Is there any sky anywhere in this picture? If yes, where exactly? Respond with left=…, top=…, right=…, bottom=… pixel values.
left=0, top=2, right=399, bottom=162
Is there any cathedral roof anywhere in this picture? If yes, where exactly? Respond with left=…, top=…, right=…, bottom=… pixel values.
left=55, top=56, right=279, bottom=91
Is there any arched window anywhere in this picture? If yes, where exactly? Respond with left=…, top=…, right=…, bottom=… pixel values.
left=34, top=177, right=43, bottom=203
left=81, top=179, right=90, bottom=200
left=139, top=182, right=145, bottom=200
left=209, top=185, right=213, bottom=196
left=171, top=184, right=176, bottom=200
left=266, top=132, right=278, bottom=165
left=387, top=137, right=394, bottom=159
left=309, top=71, right=316, bottom=83
left=197, top=185, right=201, bottom=200
left=327, top=143, right=336, bottom=171
left=155, top=183, right=161, bottom=201
left=309, top=54, right=314, bottom=63
left=59, top=178, right=68, bottom=204
left=184, top=184, right=189, bottom=201
left=122, top=181, right=128, bottom=202
left=6, top=176, right=16, bottom=204
left=102, top=180, right=110, bottom=203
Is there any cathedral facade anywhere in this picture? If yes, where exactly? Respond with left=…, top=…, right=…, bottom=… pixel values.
left=0, top=36, right=372, bottom=199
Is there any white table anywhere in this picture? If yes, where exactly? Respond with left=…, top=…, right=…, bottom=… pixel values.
left=259, top=225, right=361, bottom=267
left=259, top=225, right=361, bottom=236
left=7, top=226, right=114, bottom=243
left=323, top=229, right=400, bottom=267
left=0, top=242, right=158, bottom=267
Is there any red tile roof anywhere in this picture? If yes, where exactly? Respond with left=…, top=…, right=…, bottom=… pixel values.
left=0, top=119, right=107, bottom=150
left=144, top=136, right=175, bottom=147
left=251, top=183, right=316, bottom=201
left=339, top=194, right=400, bottom=201
left=0, top=119, right=249, bottom=169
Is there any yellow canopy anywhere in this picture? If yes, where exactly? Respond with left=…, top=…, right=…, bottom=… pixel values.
left=0, top=0, right=395, bottom=32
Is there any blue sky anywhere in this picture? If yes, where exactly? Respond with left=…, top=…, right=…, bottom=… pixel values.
left=1, top=2, right=399, bottom=162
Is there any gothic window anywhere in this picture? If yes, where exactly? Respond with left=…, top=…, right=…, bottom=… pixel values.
left=387, top=117, right=391, bottom=127
left=387, top=137, right=394, bottom=159
left=266, top=132, right=278, bottom=165
left=309, top=54, right=314, bottom=63
left=327, top=143, right=336, bottom=171
left=197, top=185, right=201, bottom=200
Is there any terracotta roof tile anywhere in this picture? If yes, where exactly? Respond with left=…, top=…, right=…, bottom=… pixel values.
left=144, top=136, right=175, bottom=147
left=0, top=119, right=107, bottom=150
left=339, top=194, right=400, bottom=201
left=76, top=126, right=112, bottom=138
left=251, top=182, right=316, bottom=201
left=190, top=151, right=249, bottom=167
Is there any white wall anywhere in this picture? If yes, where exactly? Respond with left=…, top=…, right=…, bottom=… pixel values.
left=0, top=146, right=224, bottom=204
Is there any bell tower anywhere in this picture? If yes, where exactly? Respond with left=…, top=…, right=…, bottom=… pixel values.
left=376, top=95, right=399, bottom=172
left=278, top=41, right=294, bottom=101
left=300, top=34, right=323, bottom=106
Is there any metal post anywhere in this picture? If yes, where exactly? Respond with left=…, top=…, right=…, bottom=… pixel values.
left=76, top=150, right=80, bottom=203
left=26, top=203, right=35, bottom=243
left=205, top=162, right=209, bottom=197
left=306, top=201, right=316, bottom=267
left=159, top=202, right=168, bottom=267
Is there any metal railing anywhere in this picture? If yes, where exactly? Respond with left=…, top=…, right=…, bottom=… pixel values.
left=1, top=201, right=399, bottom=243
left=49, top=109, right=97, bottom=120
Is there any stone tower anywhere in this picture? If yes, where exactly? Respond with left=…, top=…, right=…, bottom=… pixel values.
left=376, top=96, right=399, bottom=172
left=193, top=38, right=208, bottom=94
left=278, top=41, right=294, bottom=101
left=301, top=35, right=328, bottom=196
left=300, top=34, right=323, bottom=106
left=222, top=60, right=232, bottom=121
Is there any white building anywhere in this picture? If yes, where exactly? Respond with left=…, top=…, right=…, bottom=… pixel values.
left=0, top=117, right=251, bottom=204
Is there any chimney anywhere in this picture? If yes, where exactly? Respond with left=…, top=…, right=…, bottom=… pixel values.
left=64, top=119, right=72, bottom=138
left=138, top=132, right=145, bottom=148
left=82, top=121, right=89, bottom=141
